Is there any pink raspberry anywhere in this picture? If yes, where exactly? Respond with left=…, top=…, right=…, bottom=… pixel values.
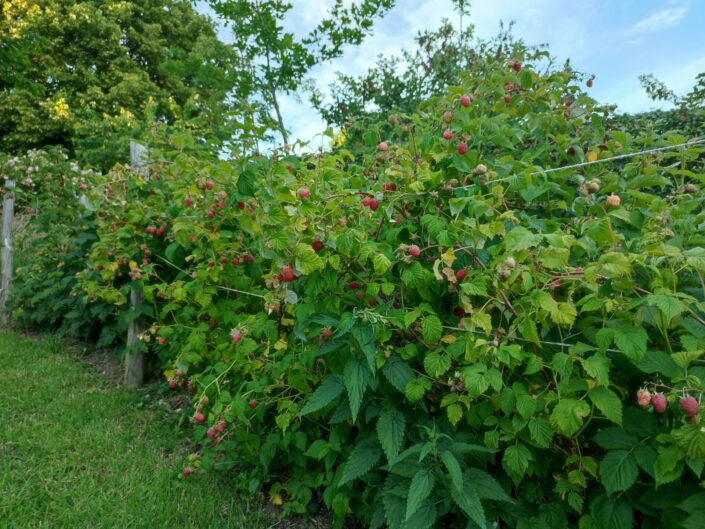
left=651, top=393, right=668, bottom=414
left=636, top=389, right=651, bottom=408
left=680, top=396, right=699, bottom=416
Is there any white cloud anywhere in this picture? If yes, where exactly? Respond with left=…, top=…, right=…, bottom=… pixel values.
left=628, top=6, right=687, bottom=35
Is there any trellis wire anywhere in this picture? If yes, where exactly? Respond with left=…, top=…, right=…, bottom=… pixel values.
left=452, top=137, right=705, bottom=189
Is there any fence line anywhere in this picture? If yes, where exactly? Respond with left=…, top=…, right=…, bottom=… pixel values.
left=0, top=179, right=15, bottom=325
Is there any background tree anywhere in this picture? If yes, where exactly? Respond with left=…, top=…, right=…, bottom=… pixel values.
left=206, top=0, right=395, bottom=145
left=0, top=0, right=240, bottom=170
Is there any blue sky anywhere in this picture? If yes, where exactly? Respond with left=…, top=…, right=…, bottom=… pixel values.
left=199, top=0, right=705, bottom=146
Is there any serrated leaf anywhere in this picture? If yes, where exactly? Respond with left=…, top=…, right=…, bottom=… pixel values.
left=401, top=501, right=436, bottom=529
left=648, top=294, right=687, bottom=323
left=583, top=354, right=610, bottom=386
left=404, top=378, right=428, bottom=402
left=599, top=450, right=638, bottom=493
left=344, top=358, right=370, bottom=422
left=406, top=469, right=434, bottom=521
left=373, top=253, right=392, bottom=275
left=465, top=468, right=511, bottom=502
left=339, top=436, right=383, bottom=486
left=593, top=427, right=637, bottom=450
left=589, top=386, right=623, bottom=425
left=421, top=315, right=442, bottom=343
left=423, top=349, right=451, bottom=377
left=590, top=496, right=633, bottom=529
left=377, top=408, right=406, bottom=463
left=383, top=356, right=415, bottom=392
left=440, top=451, right=463, bottom=492
left=300, top=374, right=345, bottom=415
left=613, top=324, right=648, bottom=362
left=528, top=417, right=554, bottom=448
left=505, top=226, right=543, bottom=252
left=447, top=403, right=463, bottom=427
left=672, top=424, right=705, bottom=460
left=635, top=350, right=680, bottom=377
left=551, top=398, right=591, bottom=436
left=502, top=444, right=531, bottom=481
left=451, top=480, right=487, bottom=529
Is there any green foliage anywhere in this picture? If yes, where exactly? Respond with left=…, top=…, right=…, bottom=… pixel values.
left=0, top=0, right=240, bottom=170
left=14, top=52, right=705, bottom=528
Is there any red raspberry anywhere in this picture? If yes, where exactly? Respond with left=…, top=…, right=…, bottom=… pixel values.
left=680, top=396, right=699, bottom=416
left=456, top=269, right=467, bottom=281
left=651, top=393, right=668, bottom=414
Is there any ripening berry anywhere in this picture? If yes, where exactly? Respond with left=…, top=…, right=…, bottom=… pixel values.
left=459, top=95, right=471, bottom=107
left=298, top=188, right=310, bottom=200
left=193, top=412, right=206, bottom=423
left=587, top=78, right=593, bottom=88
left=348, top=281, right=360, bottom=290
left=368, top=198, right=380, bottom=211
left=504, top=94, right=511, bottom=104
left=205, top=181, right=214, bottom=190
left=231, top=330, right=243, bottom=343
left=606, top=194, right=621, bottom=208
left=637, top=389, right=651, bottom=408
left=361, top=196, right=372, bottom=207
left=680, top=396, right=699, bottom=416
left=377, top=141, right=388, bottom=151
left=443, top=111, right=453, bottom=123
left=237, top=201, right=245, bottom=209
left=168, top=379, right=178, bottom=389
left=321, top=327, right=332, bottom=339
left=281, top=265, right=296, bottom=282
left=311, top=240, right=323, bottom=252
left=248, top=399, right=257, bottom=409
left=215, top=421, right=226, bottom=433
left=182, top=467, right=192, bottom=477
left=651, top=393, right=668, bottom=414
left=206, top=427, right=217, bottom=439
left=184, top=197, right=193, bottom=207
left=443, top=129, right=453, bottom=141
left=408, top=245, right=421, bottom=258
left=456, top=268, right=467, bottom=281
left=457, top=143, right=468, bottom=155
left=157, top=337, right=166, bottom=345
left=453, top=306, right=464, bottom=317
left=512, top=60, right=521, bottom=72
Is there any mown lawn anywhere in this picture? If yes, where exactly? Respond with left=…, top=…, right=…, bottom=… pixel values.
left=0, top=330, right=275, bottom=529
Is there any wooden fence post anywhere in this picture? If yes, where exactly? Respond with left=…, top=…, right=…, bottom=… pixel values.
left=0, top=179, right=15, bottom=326
left=124, top=142, right=148, bottom=388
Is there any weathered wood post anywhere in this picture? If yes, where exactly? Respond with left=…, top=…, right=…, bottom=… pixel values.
left=0, top=180, right=15, bottom=326
left=124, top=142, right=148, bottom=387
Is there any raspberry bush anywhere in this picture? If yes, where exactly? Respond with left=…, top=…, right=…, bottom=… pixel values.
left=75, top=56, right=705, bottom=528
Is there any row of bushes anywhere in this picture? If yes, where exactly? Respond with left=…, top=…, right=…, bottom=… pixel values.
left=4, top=55, right=705, bottom=528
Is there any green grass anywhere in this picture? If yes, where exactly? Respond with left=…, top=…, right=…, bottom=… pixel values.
left=0, top=330, right=275, bottom=529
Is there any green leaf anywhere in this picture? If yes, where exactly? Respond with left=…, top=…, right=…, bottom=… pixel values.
left=344, top=358, right=370, bottom=422
left=451, top=479, right=487, bottom=529
left=404, top=378, right=428, bottom=403
left=382, top=356, right=415, bottom=393
left=519, top=69, right=533, bottom=89
left=550, top=302, right=577, bottom=326
left=635, top=350, right=680, bottom=377
left=465, top=468, right=511, bottom=502
left=295, top=243, right=325, bottom=274
left=423, top=349, right=451, bottom=378
left=599, top=450, right=638, bottom=493
left=589, top=387, right=623, bottom=425
left=237, top=168, right=255, bottom=196
left=401, top=501, right=436, bottom=529
left=590, top=496, right=633, bottom=529
left=672, top=424, right=705, bottom=460
left=406, top=469, right=434, bottom=521
left=339, top=436, right=383, bottom=486
left=505, top=226, right=542, bottom=252
left=373, top=253, right=392, bottom=275
left=377, top=408, right=406, bottom=463
left=528, top=417, right=554, bottom=448
left=300, top=374, right=345, bottom=415
left=647, top=294, right=687, bottom=323
left=421, top=315, right=442, bottom=343
left=583, top=354, right=610, bottom=386
left=654, top=445, right=684, bottom=486
left=551, top=398, right=591, bottom=436
left=351, top=325, right=377, bottom=373
left=502, top=444, right=531, bottom=481
left=593, top=428, right=638, bottom=450
left=613, top=324, right=648, bottom=362
left=440, top=451, right=463, bottom=492
left=447, top=403, right=464, bottom=427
